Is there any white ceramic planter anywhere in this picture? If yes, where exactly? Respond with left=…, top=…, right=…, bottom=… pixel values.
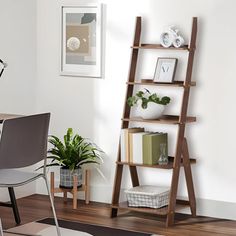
left=138, top=102, right=165, bottom=119
left=60, top=167, right=82, bottom=188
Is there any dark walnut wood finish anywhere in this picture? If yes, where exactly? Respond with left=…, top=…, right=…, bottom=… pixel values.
left=111, top=17, right=198, bottom=227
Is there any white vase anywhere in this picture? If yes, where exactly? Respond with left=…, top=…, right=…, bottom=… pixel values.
left=138, top=102, right=165, bottom=119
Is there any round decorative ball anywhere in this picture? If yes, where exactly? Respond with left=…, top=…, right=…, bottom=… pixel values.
left=67, top=37, right=81, bottom=51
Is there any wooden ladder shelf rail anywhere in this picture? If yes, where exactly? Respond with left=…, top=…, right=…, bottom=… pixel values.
left=110, top=16, right=198, bottom=227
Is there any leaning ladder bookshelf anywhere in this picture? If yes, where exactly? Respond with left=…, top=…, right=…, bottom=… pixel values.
left=111, top=16, right=198, bottom=227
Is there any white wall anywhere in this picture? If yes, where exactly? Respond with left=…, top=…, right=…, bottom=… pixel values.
left=35, top=0, right=236, bottom=219
left=0, top=0, right=37, bottom=201
left=1, top=0, right=236, bottom=220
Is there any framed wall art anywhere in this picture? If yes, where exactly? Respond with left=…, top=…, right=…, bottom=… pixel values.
left=153, top=58, right=178, bottom=83
left=60, top=4, right=102, bottom=78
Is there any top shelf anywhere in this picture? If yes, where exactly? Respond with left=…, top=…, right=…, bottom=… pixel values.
left=127, top=80, right=196, bottom=87
left=122, top=115, right=196, bottom=125
left=131, top=44, right=190, bottom=51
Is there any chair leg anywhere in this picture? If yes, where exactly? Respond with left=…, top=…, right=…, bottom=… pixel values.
left=43, top=176, right=61, bottom=236
left=8, top=187, right=21, bottom=225
left=0, top=218, right=3, bottom=236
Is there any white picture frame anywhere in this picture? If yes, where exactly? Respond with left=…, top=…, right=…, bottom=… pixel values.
left=60, top=4, right=102, bottom=78
left=153, top=58, right=178, bottom=83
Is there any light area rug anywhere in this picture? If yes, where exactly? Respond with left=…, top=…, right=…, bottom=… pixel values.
left=4, top=222, right=91, bottom=236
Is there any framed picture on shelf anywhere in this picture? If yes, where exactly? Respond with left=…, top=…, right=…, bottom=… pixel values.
left=60, top=4, right=102, bottom=78
left=153, top=58, right=178, bottom=83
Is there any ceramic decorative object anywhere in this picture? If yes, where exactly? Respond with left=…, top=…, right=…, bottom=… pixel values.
left=173, top=35, right=185, bottom=48
left=127, top=89, right=171, bottom=120
left=160, top=26, right=185, bottom=48
left=138, top=102, right=165, bottom=119
left=160, top=31, right=175, bottom=48
left=60, top=167, right=82, bottom=188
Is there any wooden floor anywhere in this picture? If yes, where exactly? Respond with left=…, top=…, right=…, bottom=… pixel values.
left=0, top=194, right=236, bottom=236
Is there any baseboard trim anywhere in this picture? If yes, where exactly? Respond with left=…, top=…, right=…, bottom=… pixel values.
left=178, top=198, right=236, bottom=220
left=36, top=183, right=236, bottom=221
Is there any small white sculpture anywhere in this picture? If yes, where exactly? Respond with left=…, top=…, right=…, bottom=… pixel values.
left=160, top=26, right=185, bottom=48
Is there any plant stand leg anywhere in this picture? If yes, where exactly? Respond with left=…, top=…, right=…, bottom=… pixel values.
left=73, top=175, right=78, bottom=209
left=85, top=170, right=90, bottom=204
left=50, top=172, right=55, bottom=201
left=182, top=138, right=196, bottom=217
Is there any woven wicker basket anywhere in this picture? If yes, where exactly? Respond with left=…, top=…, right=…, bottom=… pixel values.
left=125, top=185, right=170, bottom=209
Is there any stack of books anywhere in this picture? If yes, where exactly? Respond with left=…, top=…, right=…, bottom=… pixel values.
left=120, top=128, right=168, bottom=165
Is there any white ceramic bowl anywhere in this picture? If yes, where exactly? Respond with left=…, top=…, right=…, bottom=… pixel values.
left=138, top=102, right=165, bottom=119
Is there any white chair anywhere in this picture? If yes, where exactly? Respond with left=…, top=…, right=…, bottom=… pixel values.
left=0, top=113, right=61, bottom=236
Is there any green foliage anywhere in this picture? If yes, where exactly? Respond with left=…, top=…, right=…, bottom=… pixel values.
left=127, top=89, right=171, bottom=109
left=40, top=128, right=103, bottom=171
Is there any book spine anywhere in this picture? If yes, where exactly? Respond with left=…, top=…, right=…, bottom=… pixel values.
left=120, top=129, right=126, bottom=162
left=143, top=135, right=152, bottom=165
left=129, top=133, right=134, bottom=163
left=132, top=133, right=145, bottom=164
left=124, top=129, right=129, bottom=162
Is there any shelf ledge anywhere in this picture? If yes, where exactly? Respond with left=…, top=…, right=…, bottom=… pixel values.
left=122, top=115, right=196, bottom=125
left=112, top=201, right=189, bottom=216
left=117, top=157, right=196, bottom=169
left=131, top=44, right=190, bottom=51
left=127, top=80, right=196, bottom=87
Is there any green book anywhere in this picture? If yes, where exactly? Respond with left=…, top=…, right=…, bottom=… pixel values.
left=142, top=133, right=168, bottom=165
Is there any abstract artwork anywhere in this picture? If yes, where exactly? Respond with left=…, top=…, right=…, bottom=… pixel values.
left=61, top=5, right=102, bottom=77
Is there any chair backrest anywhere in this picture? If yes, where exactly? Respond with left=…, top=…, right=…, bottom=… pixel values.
left=0, top=113, right=50, bottom=169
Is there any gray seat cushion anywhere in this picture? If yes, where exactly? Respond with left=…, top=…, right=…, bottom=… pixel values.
left=0, top=169, right=43, bottom=187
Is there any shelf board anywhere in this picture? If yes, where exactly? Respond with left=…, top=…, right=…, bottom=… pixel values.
left=131, top=44, right=189, bottom=51
left=112, top=201, right=188, bottom=216
left=117, top=157, right=196, bottom=169
left=122, top=115, right=196, bottom=125
left=127, top=80, right=196, bottom=87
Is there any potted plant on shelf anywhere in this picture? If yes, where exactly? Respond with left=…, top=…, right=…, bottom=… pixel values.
left=127, top=89, right=171, bottom=119
left=41, top=128, right=103, bottom=188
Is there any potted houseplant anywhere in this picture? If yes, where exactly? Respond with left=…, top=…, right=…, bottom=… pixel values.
left=127, top=89, right=171, bottom=119
left=43, top=128, right=103, bottom=188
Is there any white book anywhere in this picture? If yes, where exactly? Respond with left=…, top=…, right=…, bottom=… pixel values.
left=120, top=128, right=145, bottom=162
left=120, top=129, right=126, bottom=162
left=130, top=132, right=148, bottom=164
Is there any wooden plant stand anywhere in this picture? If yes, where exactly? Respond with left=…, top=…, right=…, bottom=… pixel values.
left=111, top=16, right=198, bottom=227
left=50, top=170, right=90, bottom=209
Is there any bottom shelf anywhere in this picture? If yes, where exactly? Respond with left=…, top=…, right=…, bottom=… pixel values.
left=111, top=200, right=189, bottom=216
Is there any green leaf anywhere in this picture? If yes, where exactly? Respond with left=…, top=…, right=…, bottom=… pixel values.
left=127, top=89, right=171, bottom=108
left=45, top=129, right=104, bottom=171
